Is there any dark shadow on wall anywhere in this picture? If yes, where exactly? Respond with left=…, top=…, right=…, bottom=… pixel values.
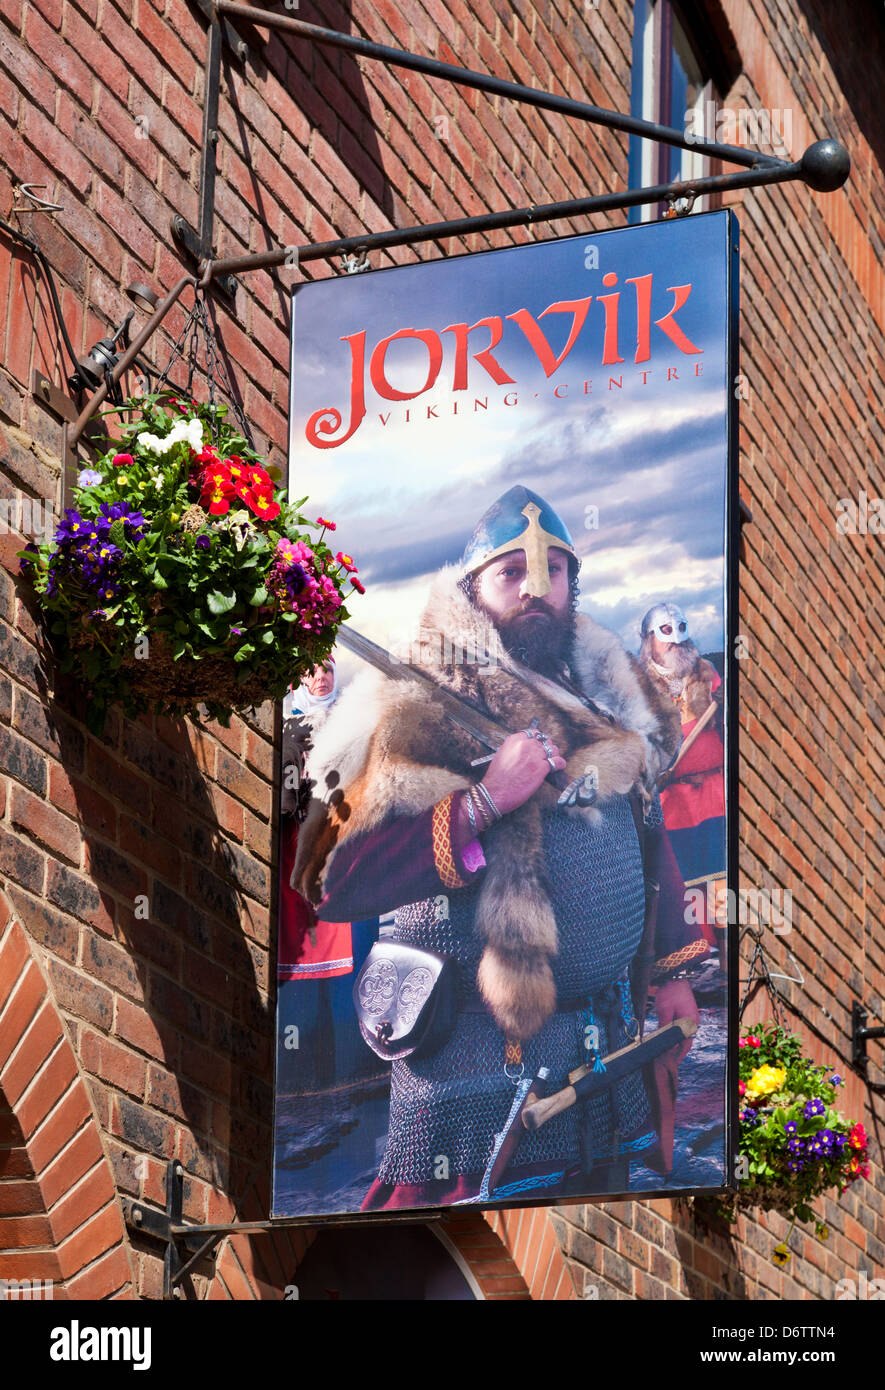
left=794, top=0, right=885, bottom=206
left=3, top=583, right=278, bottom=1227
left=671, top=1197, right=751, bottom=1300
left=217, top=0, right=398, bottom=291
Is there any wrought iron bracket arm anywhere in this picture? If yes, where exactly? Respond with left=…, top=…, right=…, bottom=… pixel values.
left=851, top=1001, right=885, bottom=1094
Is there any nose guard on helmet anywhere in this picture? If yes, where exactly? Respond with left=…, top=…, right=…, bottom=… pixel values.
left=461, top=485, right=579, bottom=597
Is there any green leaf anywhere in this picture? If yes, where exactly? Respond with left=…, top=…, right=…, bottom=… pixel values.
left=207, top=589, right=237, bottom=615
left=247, top=585, right=268, bottom=607
left=233, top=642, right=255, bottom=663
left=109, top=519, right=127, bottom=547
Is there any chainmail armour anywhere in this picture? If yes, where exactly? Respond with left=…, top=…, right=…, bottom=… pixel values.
left=377, top=792, right=662, bottom=1186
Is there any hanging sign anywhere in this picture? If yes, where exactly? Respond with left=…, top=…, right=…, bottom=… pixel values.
left=273, top=210, right=738, bottom=1219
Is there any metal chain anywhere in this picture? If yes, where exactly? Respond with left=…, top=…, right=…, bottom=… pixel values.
left=150, top=293, right=256, bottom=450
left=738, top=925, right=785, bottom=1025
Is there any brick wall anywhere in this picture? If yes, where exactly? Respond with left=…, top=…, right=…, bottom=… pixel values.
left=0, top=0, right=882, bottom=1299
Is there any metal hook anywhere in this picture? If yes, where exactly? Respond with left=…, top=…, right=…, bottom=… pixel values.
left=11, top=183, right=64, bottom=216
left=666, top=191, right=696, bottom=218
left=738, top=925, right=805, bottom=987
left=340, top=250, right=371, bottom=275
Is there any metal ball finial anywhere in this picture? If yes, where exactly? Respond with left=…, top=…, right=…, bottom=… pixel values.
left=800, top=139, right=850, bottom=192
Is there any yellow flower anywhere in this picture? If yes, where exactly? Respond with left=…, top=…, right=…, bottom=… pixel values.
left=117, top=474, right=129, bottom=486
left=772, top=1243, right=791, bottom=1267
left=170, top=511, right=179, bottom=523
left=745, top=1064, right=786, bottom=1102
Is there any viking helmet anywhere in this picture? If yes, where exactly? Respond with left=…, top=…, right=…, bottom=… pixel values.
left=640, top=602, right=690, bottom=645
left=461, top=485, right=579, bottom=598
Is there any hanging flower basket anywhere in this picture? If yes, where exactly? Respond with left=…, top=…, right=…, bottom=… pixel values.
left=715, top=1023, right=869, bottom=1265
left=20, top=392, right=363, bottom=734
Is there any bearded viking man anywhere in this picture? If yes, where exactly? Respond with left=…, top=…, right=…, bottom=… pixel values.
left=294, top=486, right=709, bottom=1207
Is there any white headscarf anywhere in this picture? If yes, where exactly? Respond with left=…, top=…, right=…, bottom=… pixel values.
left=284, top=660, right=339, bottom=720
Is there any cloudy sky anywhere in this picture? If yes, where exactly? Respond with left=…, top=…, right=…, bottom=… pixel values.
left=288, top=213, right=734, bottom=685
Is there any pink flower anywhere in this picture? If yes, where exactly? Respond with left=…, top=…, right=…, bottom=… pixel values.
left=317, top=516, right=336, bottom=530
left=739, top=1080, right=746, bottom=1096
left=112, top=452, right=134, bottom=468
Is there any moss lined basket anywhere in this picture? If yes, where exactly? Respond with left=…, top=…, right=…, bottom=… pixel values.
left=21, top=393, right=363, bottom=734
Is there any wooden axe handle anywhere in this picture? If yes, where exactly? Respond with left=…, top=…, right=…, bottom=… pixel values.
left=522, top=1017, right=698, bottom=1133
left=521, top=1084, right=578, bottom=1130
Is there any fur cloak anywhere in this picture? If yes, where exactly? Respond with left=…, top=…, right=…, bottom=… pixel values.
left=295, top=569, right=681, bottom=1039
left=641, top=650, right=720, bottom=724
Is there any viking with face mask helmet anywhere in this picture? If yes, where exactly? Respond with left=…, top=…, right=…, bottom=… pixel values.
left=638, top=601, right=726, bottom=955
left=293, top=486, right=709, bottom=1209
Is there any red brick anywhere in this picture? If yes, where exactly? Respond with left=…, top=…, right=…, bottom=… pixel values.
left=20, top=101, right=92, bottom=196
left=26, top=1082, right=92, bottom=1175
left=50, top=1161, right=116, bottom=1243
left=0, top=960, right=44, bottom=1068
left=16, top=1043, right=78, bottom=1139
left=79, top=1029, right=147, bottom=1099
left=57, top=1201, right=125, bottom=1280
left=39, top=1120, right=105, bottom=1208
left=0, top=1176, right=45, bottom=1216
left=0, top=917, right=30, bottom=1012
left=0, top=1000, right=65, bottom=1106
left=118, top=813, right=181, bottom=884
left=113, top=996, right=177, bottom=1065
left=9, top=784, right=81, bottom=864
left=64, top=1243, right=132, bottom=1299
left=46, top=958, right=114, bottom=1032
left=23, top=6, right=93, bottom=108
left=0, top=24, right=57, bottom=116
left=0, top=1211, right=54, bottom=1244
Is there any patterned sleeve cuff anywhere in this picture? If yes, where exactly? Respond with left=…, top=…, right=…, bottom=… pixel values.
left=431, top=792, right=468, bottom=889
left=652, top=936, right=709, bottom=981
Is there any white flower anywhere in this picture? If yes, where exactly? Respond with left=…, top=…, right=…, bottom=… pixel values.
left=185, top=418, right=204, bottom=450
left=139, top=417, right=204, bottom=456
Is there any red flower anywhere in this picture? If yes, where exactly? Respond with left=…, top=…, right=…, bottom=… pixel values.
left=242, top=487, right=280, bottom=522
left=192, top=444, right=219, bottom=464
left=204, top=489, right=231, bottom=516
left=336, top=551, right=357, bottom=572
left=738, top=1080, right=746, bottom=1096
left=225, top=457, right=252, bottom=497
left=747, top=1036, right=761, bottom=1047
left=112, top=453, right=134, bottom=468
left=849, top=1123, right=868, bottom=1151
left=350, top=577, right=366, bottom=595
left=248, top=464, right=273, bottom=490
left=317, top=516, right=336, bottom=530
left=200, top=464, right=235, bottom=498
